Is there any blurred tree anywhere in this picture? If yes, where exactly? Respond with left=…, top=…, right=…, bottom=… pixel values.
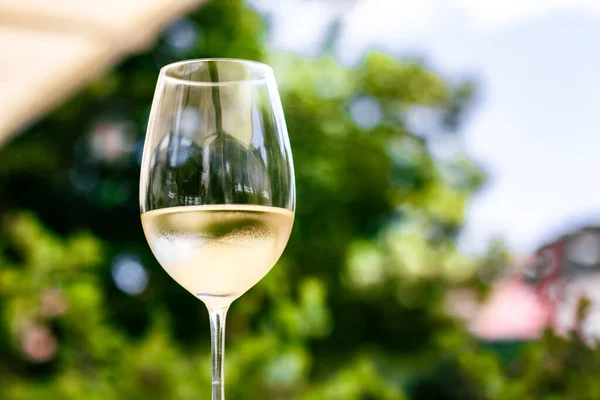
left=2, top=0, right=596, bottom=399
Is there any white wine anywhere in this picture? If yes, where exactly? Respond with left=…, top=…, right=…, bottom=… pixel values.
left=141, top=204, right=294, bottom=305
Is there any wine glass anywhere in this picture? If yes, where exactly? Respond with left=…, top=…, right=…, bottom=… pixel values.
left=139, top=59, right=295, bottom=399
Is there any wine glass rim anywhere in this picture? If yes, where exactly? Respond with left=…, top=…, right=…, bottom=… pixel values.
left=160, top=58, right=273, bottom=87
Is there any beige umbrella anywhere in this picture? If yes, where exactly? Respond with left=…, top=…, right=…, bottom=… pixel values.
left=0, top=0, right=207, bottom=147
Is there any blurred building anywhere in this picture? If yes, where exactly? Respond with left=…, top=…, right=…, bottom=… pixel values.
left=523, top=226, right=600, bottom=339
left=457, top=225, right=600, bottom=342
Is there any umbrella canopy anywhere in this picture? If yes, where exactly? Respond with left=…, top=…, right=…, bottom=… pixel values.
left=0, top=0, right=206, bottom=147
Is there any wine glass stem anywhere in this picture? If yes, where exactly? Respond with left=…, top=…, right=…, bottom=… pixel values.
left=209, top=306, right=229, bottom=400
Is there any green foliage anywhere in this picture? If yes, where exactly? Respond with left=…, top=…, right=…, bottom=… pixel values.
left=0, top=0, right=593, bottom=398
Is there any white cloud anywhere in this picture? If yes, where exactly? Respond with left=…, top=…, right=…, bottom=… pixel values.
left=252, top=0, right=355, bottom=56
left=454, top=0, right=600, bottom=31
left=344, top=0, right=441, bottom=43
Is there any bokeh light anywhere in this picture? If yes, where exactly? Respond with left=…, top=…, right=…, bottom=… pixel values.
left=111, top=255, right=149, bottom=296
left=348, top=96, right=383, bottom=128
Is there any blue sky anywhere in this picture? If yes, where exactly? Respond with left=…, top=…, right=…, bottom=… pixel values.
left=252, top=0, right=600, bottom=255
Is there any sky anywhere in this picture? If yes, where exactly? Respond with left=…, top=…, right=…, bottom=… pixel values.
left=251, top=0, right=600, bottom=255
